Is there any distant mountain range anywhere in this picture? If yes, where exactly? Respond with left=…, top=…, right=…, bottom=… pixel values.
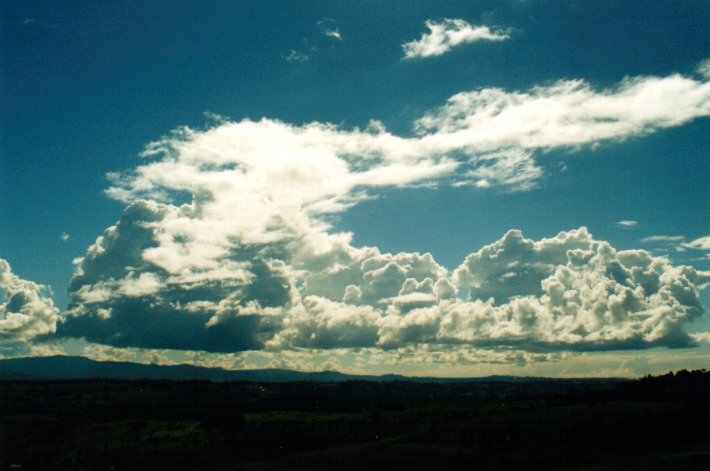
left=0, top=355, right=395, bottom=382
left=0, top=355, right=616, bottom=383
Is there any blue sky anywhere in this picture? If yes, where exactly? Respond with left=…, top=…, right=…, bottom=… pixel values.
left=1, top=1, right=709, bottom=376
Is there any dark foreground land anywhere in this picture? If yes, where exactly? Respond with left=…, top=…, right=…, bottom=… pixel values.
left=1, top=370, right=709, bottom=470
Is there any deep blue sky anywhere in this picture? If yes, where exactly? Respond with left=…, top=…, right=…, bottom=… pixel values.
left=1, top=1, right=709, bottom=371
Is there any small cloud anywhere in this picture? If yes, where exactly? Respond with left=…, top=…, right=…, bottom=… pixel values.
left=641, top=235, right=684, bottom=244
left=690, top=332, right=710, bottom=343
left=318, top=18, right=342, bottom=41
left=324, top=28, right=342, bottom=41
left=283, top=49, right=309, bottom=63
left=402, top=18, right=510, bottom=59
left=615, top=220, right=638, bottom=229
left=283, top=19, right=341, bottom=64
left=60, top=232, right=70, bottom=242
left=683, top=235, right=710, bottom=251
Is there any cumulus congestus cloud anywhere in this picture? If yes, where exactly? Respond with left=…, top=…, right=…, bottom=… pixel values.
left=61, top=200, right=290, bottom=352
left=57, top=65, right=710, bottom=354
left=59, top=209, right=708, bottom=352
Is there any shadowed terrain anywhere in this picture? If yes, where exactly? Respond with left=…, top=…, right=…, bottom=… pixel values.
left=0, top=363, right=708, bottom=470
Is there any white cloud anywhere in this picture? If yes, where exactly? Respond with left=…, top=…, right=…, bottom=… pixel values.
left=403, top=19, right=509, bottom=59
left=283, top=228, right=708, bottom=351
left=324, top=29, right=341, bottom=40
left=318, top=18, right=342, bottom=41
left=641, top=235, right=685, bottom=243
left=56, top=64, right=710, bottom=356
left=270, top=296, right=381, bottom=349
left=684, top=236, right=710, bottom=251
left=60, top=216, right=709, bottom=353
left=690, top=332, right=710, bottom=343
left=453, top=228, right=593, bottom=304
left=0, top=259, right=59, bottom=343
left=616, top=220, right=638, bottom=228
left=60, top=232, right=70, bottom=242
left=99, top=66, right=710, bottom=202
left=415, top=75, right=710, bottom=153
left=452, top=149, right=542, bottom=191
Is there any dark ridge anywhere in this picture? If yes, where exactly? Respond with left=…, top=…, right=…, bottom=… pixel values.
left=0, top=355, right=623, bottom=383
left=0, top=368, right=707, bottom=471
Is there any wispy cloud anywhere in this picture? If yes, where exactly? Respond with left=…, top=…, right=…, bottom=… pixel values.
left=615, top=220, right=638, bottom=228
left=698, top=59, right=710, bottom=79
left=283, top=18, right=342, bottom=63
left=60, top=232, right=70, bottom=242
left=100, top=64, right=710, bottom=199
left=641, top=235, right=684, bottom=243
left=282, top=49, right=309, bottom=63
left=402, top=19, right=509, bottom=59
left=318, top=18, right=342, bottom=41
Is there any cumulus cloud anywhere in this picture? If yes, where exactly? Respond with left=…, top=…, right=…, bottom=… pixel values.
left=1, top=259, right=59, bottom=343
left=59, top=216, right=709, bottom=353
left=57, top=64, right=710, bottom=355
left=60, top=200, right=290, bottom=352
left=445, top=228, right=708, bottom=349
left=402, top=19, right=509, bottom=59
left=453, top=228, right=593, bottom=304
left=277, top=228, right=709, bottom=351
left=364, top=228, right=708, bottom=351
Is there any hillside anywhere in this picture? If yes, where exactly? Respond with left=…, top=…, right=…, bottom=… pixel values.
left=1, top=369, right=708, bottom=470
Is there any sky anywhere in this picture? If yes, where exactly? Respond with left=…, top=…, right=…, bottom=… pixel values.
left=1, top=0, right=709, bottom=377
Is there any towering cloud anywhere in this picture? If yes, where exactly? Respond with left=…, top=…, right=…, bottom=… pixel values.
left=60, top=208, right=708, bottom=353
left=57, top=65, right=710, bottom=355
